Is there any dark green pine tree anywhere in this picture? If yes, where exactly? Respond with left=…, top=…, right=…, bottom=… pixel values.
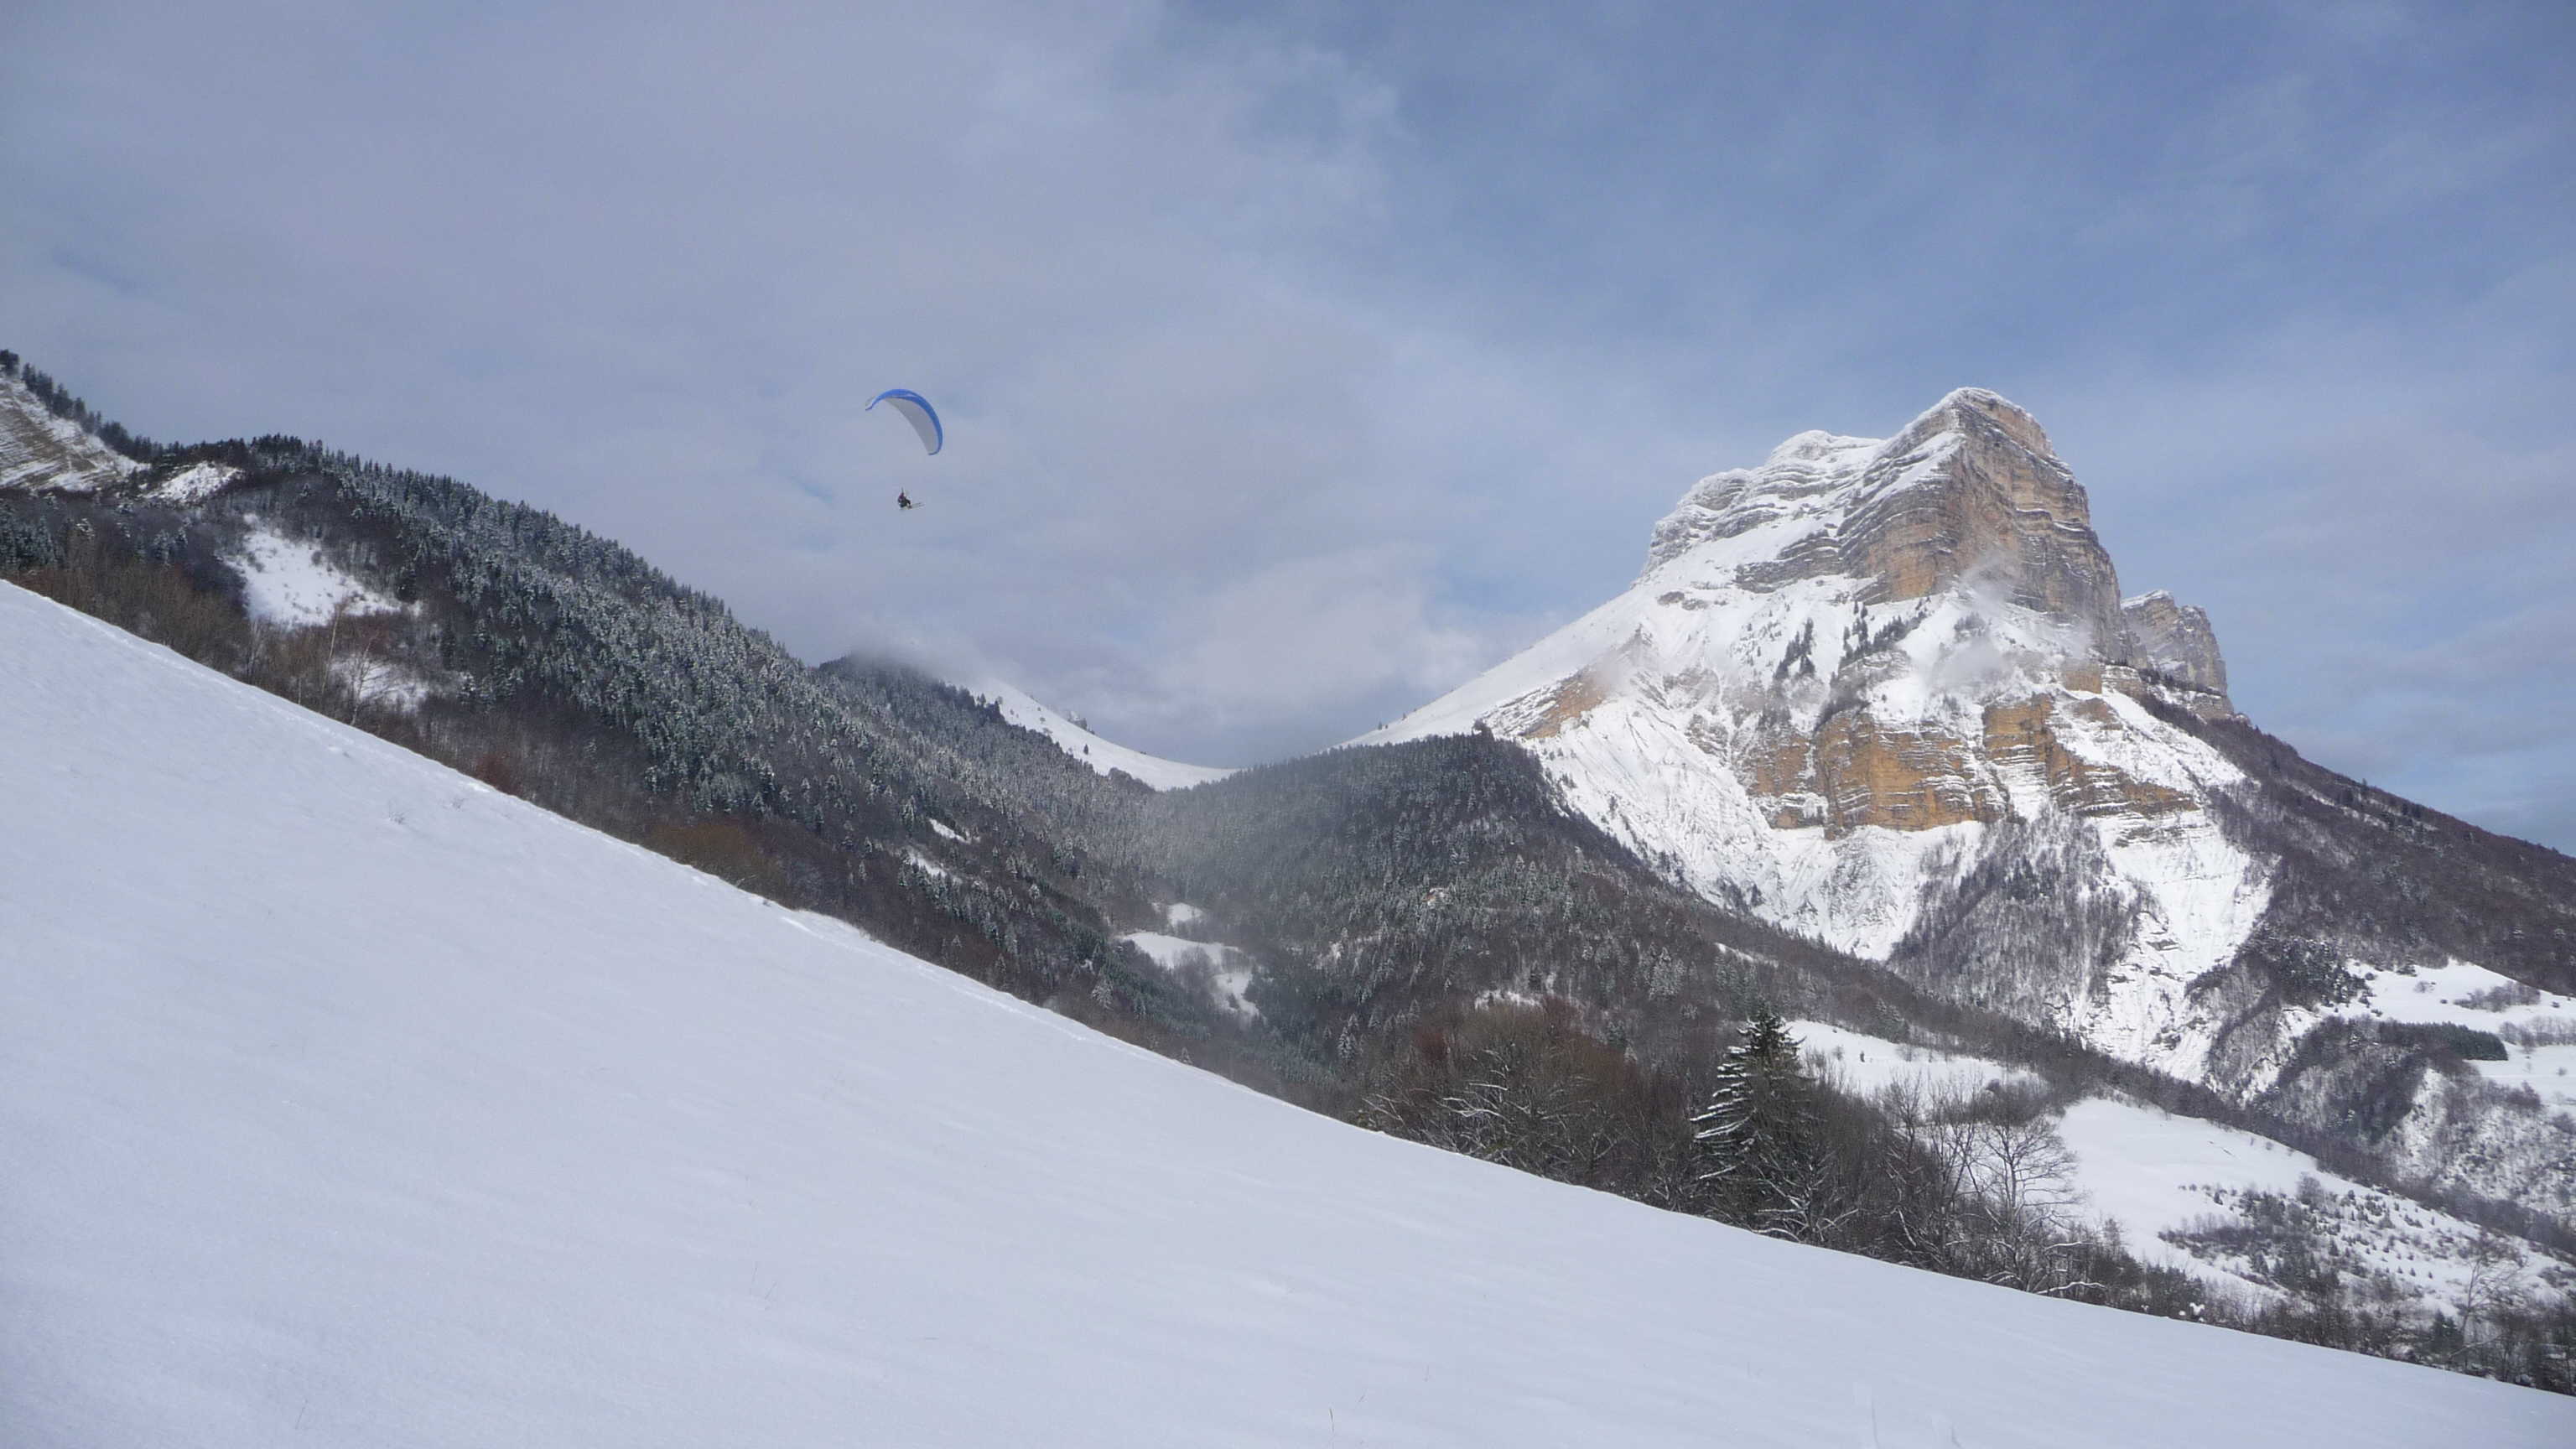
left=1692, top=1010, right=1814, bottom=1234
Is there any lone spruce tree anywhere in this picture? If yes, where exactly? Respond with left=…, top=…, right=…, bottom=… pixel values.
left=1693, top=1010, right=1814, bottom=1234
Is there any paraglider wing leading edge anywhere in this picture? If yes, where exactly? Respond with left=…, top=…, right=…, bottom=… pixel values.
left=866, top=388, right=944, bottom=455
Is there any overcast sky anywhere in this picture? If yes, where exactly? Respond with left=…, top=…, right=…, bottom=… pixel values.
left=8, top=1, right=2573, bottom=847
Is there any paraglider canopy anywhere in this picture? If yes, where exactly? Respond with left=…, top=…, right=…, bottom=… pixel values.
left=866, top=388, right=943, bottom=456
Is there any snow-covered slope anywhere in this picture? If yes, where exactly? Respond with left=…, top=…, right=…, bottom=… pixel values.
left=1121, top=929, right=1261, bottom=1017
left=1791, top=1020, right=2567, bottom=1320
left=7, top=579, right=2566, bottom=1446
left=0, top=369, right=145, bottom=491
left=225, top=517, right=409, bottom=626
left=2054, top=1098, right=2568, bottom=1320
left=974, top=676, right=1233, bottom=789
left=1792, top=1020, right=2038, bottom=1098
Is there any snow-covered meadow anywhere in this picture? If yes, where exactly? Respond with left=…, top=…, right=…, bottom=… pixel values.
left=4, top=580, right=2569, bottom=1446
left=224, top=518, right=408, bottom=628
left=1790, top=1019, right=2568, bottom=1320
left=1792, top=1019, right=2037, bottom=1099
left=1121, top=929, right=1260, bottom=1018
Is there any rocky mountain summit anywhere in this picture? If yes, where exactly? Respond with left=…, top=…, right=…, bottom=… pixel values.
left=1367, top=388, right=2576, bottom=1214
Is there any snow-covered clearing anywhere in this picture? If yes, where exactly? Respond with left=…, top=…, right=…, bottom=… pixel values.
left=1121, top=930, right=1259, bottom=1018
left=2348, top=958, right=2575, bottom=1034
left=1791, top=1020, right=2563, bottom=1317
left=152, top=460, right=242, bottom=503
left=2054, top=1098, right=2559, bottom=1316
left=3, top=579, right=2568, bottom=1447
left=1791, top=1020, right=2037, bottom=1099
left=2477, top=1044, right=2576, bottom=1111
left=226, top=520, right=406, bottom=627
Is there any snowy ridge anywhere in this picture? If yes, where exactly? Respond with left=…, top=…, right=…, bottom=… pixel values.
left=973, top=676, right=1233, bottom=790
left=0, top=370, right=145, bottom=491
left=5, top=577, right=2568, bottom=1446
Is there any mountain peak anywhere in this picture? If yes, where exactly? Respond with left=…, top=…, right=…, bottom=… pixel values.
left=1893, top=386, right=2057, bottom=461
left=1645, top=387, right=2118, bottom=646
left=1375, top=386, right=2246, bottom=1005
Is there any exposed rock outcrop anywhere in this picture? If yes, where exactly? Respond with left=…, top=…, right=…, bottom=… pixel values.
left=2122, top=589, right=2231, bottom=707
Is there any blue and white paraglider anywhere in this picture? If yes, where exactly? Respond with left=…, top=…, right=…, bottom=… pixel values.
left=866, top=387, right=942, bottom=511
left=868, top=388, right=943, bottom=455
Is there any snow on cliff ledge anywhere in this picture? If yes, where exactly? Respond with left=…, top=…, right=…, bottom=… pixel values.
left=7, top=579, right=2564, bottom=1446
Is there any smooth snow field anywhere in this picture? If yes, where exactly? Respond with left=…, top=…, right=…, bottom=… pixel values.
left=3, top=582, right=2568, bottom=1447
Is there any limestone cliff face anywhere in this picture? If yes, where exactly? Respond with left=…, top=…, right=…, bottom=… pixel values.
left=1651, top=390, right=2132, bottom=649
left=2122, top=590, right=2231, bottom=706
left=1839, top=392, right=2130, bottom=648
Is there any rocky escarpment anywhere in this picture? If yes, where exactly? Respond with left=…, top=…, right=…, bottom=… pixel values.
left=1649, top=391, right=2137, bottom=652
left=2123, top=589, right=2230, bottom=707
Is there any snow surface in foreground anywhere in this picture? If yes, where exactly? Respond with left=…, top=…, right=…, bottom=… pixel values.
left=3, top=581, right=2568, bottom=1447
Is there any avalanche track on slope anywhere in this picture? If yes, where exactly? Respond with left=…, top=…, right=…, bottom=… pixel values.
left=3, top=580, right=2566, bottom=1447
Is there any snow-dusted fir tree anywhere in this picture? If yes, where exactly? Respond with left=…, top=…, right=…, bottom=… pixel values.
left=1693, top=1010, right=1814, bottom=1233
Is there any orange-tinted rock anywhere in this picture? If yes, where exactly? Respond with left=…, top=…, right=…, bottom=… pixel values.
left=1517, top=666, right=1615, bottom=740
left=1810, top=713, right=1998, bottom=835
left=1982, top=694, right=2195, bottom=819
